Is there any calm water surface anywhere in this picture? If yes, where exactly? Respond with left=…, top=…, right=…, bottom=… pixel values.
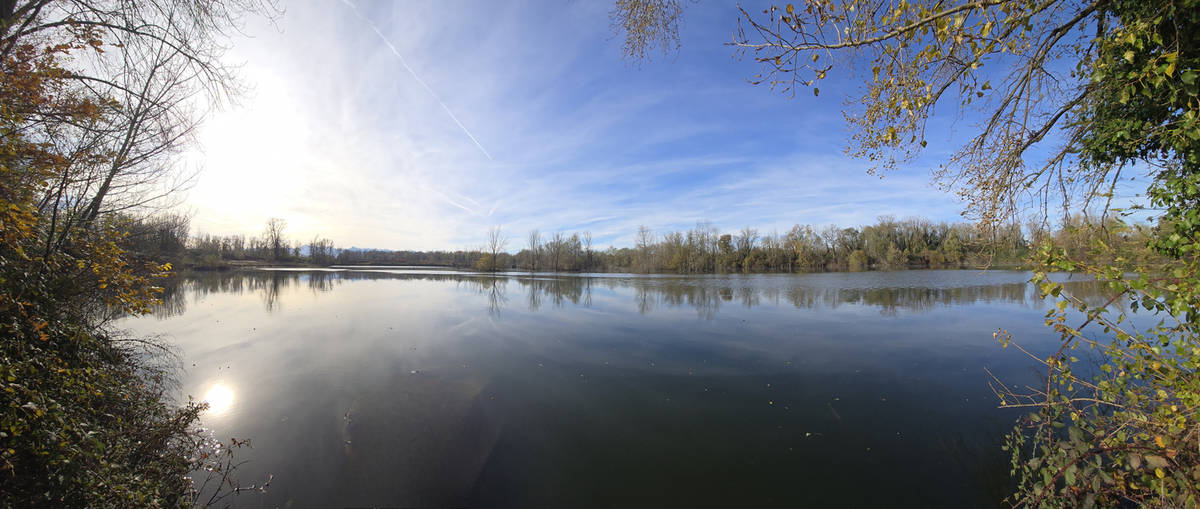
left=123, top=269, right=1108, bottom=508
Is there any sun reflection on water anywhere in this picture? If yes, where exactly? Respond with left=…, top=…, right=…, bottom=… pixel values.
left=202, top=383, right=235, bottom=416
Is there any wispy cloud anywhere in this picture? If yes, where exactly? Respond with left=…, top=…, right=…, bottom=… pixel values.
left=338, top=0, right=493, bottom=160
left=181, top=1, right=998, bottom=251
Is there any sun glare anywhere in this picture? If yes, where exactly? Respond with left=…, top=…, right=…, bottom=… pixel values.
left=202, top=383, right=235, bottom=416
left=189, top=68, right=310, bottom=232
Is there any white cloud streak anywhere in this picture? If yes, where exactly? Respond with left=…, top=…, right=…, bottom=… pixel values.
left=178, top=1, right=1000, bottom=251
left=338, top=0, right=492, bottom=160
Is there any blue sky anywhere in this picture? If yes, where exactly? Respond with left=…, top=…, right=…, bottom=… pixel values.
left=181, top=1, right=1131, bottom=250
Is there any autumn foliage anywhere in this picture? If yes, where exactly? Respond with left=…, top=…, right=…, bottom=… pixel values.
left=0, top=1, right=270, bottom=505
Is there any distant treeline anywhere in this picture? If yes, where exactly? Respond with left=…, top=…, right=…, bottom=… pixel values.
left=118, top=213, right=1165, bottom=274
left=334, top=249, right=480, bottom=267
left=114, top=214, right=486, bottom=269
left=496, top=216, right=1161, bottom=273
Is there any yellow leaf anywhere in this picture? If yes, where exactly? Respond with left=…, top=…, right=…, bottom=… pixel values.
left=1155, top=468, right=1165, bottom=479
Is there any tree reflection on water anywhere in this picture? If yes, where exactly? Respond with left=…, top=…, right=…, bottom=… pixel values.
left=154, top=269, right=1111, bottom=320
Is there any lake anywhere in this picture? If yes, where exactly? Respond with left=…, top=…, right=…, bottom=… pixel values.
left=122, top=269, right=1108, bottom=508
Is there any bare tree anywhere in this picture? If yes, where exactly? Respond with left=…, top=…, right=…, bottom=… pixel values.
left=634, top=225, right=654, bottom=273
left=567, top=233, right=581, bottom=271
left=3, top=0, right=279, bottom=257
left=735, top=227, right=758, bottom=259
left=550, top=232, right=566, bottom=272
left=485, top=225, right=507, bottom=272
left=308, top=235, right=335, bottom=265
left=582, top=231, right=593, bottom=271
left=526, top=229, right=541, bottom=272
left=263, top=218, right=286, bottom=261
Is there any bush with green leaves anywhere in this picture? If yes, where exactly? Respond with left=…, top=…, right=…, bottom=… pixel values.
left=995, top=241, right=1198, bottom=507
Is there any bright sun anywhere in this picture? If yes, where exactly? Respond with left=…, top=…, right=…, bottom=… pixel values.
left=187, top=67, right=311, bottom=232
left=202, top=383, right=235, bottom=416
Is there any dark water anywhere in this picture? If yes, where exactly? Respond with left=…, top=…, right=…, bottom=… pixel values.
left=123, top=269, right=1109, bottom=508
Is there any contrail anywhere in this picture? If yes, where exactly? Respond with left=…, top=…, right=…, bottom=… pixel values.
left=340, top=0, right=493, bottom=160
left=426, top=186, right=479, bottom=215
